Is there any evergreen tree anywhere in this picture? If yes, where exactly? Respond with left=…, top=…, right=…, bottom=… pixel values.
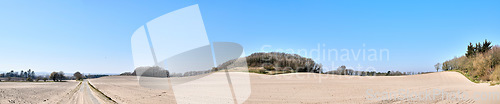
left=482, top=39, right=492, bottom=52
left=466, top=42, right=475, bottom=57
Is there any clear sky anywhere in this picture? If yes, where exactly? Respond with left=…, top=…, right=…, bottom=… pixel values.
left=1, top=0, right=499, bottom=74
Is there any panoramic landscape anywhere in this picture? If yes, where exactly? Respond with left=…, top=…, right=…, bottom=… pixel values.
left=1, top=0, right=500, bottom=104
left=2, top=45, right=500, bottom=103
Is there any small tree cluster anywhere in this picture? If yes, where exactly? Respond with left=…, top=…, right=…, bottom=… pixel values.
left=443, top=39, right=499, bottom=82
left=466, top=39, right=492, bottom=57
left=133, top=66, right=169, bottom=77
left=50, top=71, right=65, bottom=82
left=226, top=52, right=323, bottom=73
left=73, top=72, right=83, bottom=81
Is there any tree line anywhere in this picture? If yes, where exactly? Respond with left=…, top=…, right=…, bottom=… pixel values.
left=0, top=69, right=47, bottom=82
left=442, top=39, right=500, bottom=82
left=324, top=65, right=431, bottom=76
left=0, top=70, right=88, bottom=82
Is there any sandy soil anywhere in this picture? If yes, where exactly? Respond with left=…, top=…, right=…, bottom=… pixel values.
left=0, top=81, right=79, bottom=104
left=90, top=72, right=500, bottom=104
left=59, top=80, right=116, bottom=104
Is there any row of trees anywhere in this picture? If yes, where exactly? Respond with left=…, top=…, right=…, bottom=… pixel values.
left=442, top=39, right=500, bottom=82
left=49, top=71, right=87, bottom=81
left=0, top=69, right=41, bottom=82
left=324, top=65, right=431, bottom=76
left=325, top=65, right=376, bottom=76
left=0, top=69, right=36, bottom=79
left=1, top=70, right=100, bottom=82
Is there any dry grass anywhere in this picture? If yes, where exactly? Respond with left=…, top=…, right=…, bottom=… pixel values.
left=444, top=46, right=500, bottom=82
left=490, top=66, right=500, bottom=83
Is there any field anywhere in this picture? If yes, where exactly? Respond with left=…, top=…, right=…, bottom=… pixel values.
left=89, top=72, right=500, bottom=104
left=0, top=81, right=79, bottom=103
left=1, top=71, right=498, bottom=103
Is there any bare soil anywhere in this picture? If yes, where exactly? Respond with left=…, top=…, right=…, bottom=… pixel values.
left=89, top=72, right=500, bottom=104
left=0, top=81, right=79, bottom=104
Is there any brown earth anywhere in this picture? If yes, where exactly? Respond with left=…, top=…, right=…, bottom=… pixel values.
left=89, top=71, right=500, bottom=104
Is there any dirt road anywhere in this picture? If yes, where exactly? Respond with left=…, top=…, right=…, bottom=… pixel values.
left=59, top=80, right=115, bottom=104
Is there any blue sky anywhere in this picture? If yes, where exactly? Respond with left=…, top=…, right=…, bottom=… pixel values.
left=1, top=0, right=499, bottom=73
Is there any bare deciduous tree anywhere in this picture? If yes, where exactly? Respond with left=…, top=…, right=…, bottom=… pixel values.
left=435, top=63, right=441, bottom=72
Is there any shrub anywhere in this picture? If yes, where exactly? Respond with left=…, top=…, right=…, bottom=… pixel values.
left=472, top=53, right=491, bottom=80
left=26, top=77, right=33, bottom=82
left=248, top=67, right=268, bottom=74
left=490, top=67, right=500, bottom=82
left=263, top=64, right=275, bottom=71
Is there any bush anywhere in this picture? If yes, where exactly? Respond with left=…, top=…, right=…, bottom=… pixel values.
left=263, top=64, right=275, bottom=71
left=249, top=68, right=268, bottom=74
left=490, top=67, right=500, bottom=82
left=26, top=77, right=33, bottom=82
left=471, top=53, right=491, bottom=80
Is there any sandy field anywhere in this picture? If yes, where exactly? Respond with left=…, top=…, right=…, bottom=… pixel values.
left=0, top=81, right=79, bottom=104
left=90, top=71, right=500, bottom=104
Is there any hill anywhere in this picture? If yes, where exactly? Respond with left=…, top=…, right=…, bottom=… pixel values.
left=217, top=52, right=322, bottom=73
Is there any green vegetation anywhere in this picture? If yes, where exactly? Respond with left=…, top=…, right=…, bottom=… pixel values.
left=442, top=39, right=499, bottom=85
left=248, top=67, right=268, bottom=74
left=449, top=70, right=480, bottom=83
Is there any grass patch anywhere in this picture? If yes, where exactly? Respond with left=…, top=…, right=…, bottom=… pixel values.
left=489, top=82, right=500, bottom=86
left=449, top=70, right=500, bottom=86
left=248, top=67, right=268, bottom=74
left=88, top=81, right=118, bottom=104
left=266, top=70, right=295, bottom=75
left=448, top=70, right=480, bottom=83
